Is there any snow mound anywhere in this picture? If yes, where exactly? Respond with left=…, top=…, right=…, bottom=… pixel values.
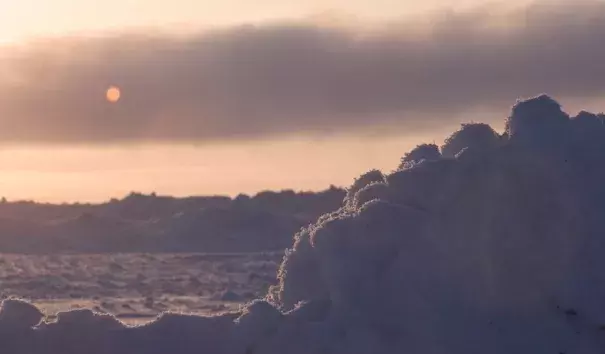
left=0, top=299, right=43, bottom=329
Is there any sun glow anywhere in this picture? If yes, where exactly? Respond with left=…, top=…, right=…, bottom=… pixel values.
left=106, top=86, right=121, bottom=103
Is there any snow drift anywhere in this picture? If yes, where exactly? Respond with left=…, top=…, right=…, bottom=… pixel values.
left=4, top=94, right=605, bottom=353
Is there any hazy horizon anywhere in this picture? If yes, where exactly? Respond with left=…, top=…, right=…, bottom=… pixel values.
left=0, top=136, right=427, bottom=203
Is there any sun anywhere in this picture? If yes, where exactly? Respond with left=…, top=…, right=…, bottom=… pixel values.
left=106, top=86, right=121, bottom=103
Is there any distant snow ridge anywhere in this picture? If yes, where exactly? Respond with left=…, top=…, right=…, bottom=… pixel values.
left=3, top=94, right=605, bottom=353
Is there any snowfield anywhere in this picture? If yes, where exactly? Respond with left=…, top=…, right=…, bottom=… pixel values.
left=0, top=252, right=281, bottom=323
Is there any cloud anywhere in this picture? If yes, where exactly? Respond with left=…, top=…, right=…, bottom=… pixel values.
left=1, top=1, right=605, bottom=144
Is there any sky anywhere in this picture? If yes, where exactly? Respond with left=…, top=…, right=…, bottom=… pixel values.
left=0, top=0, right=518, bottom=43
left=0, top=0, right=604, bottom=202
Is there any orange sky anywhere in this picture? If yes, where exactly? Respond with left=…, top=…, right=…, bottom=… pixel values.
left=0, top=137, right=432, bottom=202
left=0, top=0, right=483, bottom=202
left=0, top=0, right=521, bottom=43
left=0, top=0, right=601, bottom=202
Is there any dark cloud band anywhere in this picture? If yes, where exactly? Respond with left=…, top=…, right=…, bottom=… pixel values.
left=0, top=1, right=604, bottom=143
